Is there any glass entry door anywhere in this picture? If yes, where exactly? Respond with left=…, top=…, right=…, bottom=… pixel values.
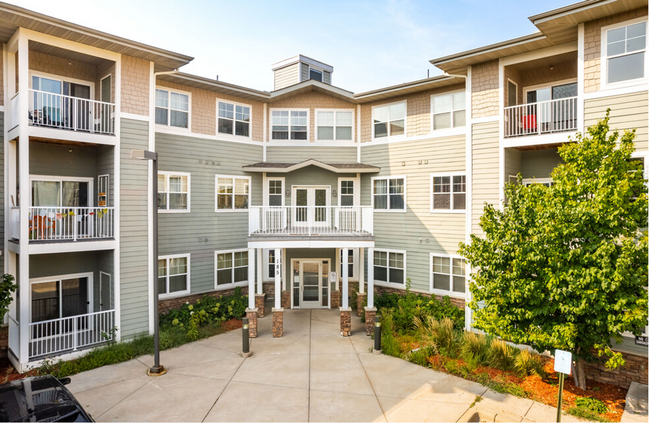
left=292, top=186, right=330, bottom=227
left=293, top=260, right=331, bottom=309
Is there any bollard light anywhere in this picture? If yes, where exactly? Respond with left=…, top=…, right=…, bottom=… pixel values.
left=242, top=317, right=250, bottom=354
left=374, top=315, right=382, bottom=353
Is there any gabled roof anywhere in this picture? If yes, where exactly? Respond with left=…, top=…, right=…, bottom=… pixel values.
left=243, top=159, right=380, bottom=174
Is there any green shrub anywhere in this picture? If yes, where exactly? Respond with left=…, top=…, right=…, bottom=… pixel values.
left=488, top=339, right=517, bottom=371
left=575, top=397, right=609, bottom=414
left=379, top=310, right=402, bottom=357
left=567, top=407, right=609, bottom=422
left=407, top=345, right=436, bottom=367
left=514, top=349, right=546, bottom=378
left=460, top=331, right=492, bottom=366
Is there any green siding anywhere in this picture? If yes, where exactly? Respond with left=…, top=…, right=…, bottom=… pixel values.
left=156, top=133, right=263, bottom=295
left=266, top=146, right=357, bottom=163
left=585, top=91, right=648, bottom=152
left=520, top=148, right=561, bottom=179
left=120, top=118, right=150, bottom=338
left=269, top=166, right=355, bottom=207
left=0, top=113, right=3, bottom=275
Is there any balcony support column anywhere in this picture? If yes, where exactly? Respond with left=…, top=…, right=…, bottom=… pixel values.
left=274, top=248, right=281, bottom=310
left=248, top=248, right=255, bottom=310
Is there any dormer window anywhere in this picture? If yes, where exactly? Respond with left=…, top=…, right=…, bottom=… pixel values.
left=310, top=68, right=323, bottom=82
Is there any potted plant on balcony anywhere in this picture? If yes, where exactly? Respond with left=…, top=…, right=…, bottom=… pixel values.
left=0, top=274, right=17, bottom=355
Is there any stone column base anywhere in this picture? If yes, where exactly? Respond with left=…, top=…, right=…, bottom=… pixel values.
left=331, top=290, right=341, bottom=309
left=340, top=307, right=352, bottom=337
left=364, top=307, right=377, bottom=336
left=245, top=308, right=258, bottom=338
left=255, top=294, right=266, bottom=318
left=356, top=293, right=367, bottom=317
left=281, top=290, right=291, bottom=309
left=272, top=308, right=284, bottom=338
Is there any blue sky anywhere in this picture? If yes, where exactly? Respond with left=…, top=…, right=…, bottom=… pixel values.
left=15, top=0, right=571, bottom=93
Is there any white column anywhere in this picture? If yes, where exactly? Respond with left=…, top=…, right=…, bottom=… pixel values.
left=248, top=248, right=255, bottom=310
left=256, top=248, right=263, bottom=295
left=359, top=247, right=364, bottom=294
left=335, top=248, right=340, bottom=291
left=367, top=248, right=374, bottom=308
left=274, top=248, right=281, bottom=309
left=342, top=248, right=349, bottom=309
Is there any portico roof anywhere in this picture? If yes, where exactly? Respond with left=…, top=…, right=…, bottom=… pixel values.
left=242, top=159, right=380, bottom=174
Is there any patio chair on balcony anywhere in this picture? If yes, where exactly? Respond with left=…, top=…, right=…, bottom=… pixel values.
left=29, top=215, right=56, bottom=240
left=521, top=114, right=537, bottom=134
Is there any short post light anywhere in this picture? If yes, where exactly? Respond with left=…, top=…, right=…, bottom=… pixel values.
left=131, top=150, right=165, bottom=376
left=242, top=317, right=250, bottom=354
left=373, top=315, right=382, bottom=354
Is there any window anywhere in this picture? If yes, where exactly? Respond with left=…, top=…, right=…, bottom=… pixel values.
left=310, top=68, right=323, bottom=82
left=31, top=275, right=91, bottom=323
left=216, top=250, right=248, bottom=287
left=605, top=21, right=647, bottom=85
left=340, top=249, right=355, bottom=279
left=268, top=179, right=284, bottom=206
left=216, top=176, right=250, bottom=211
left=268, top=250, right=276, bottom=279
left=374, top=250, right=405, bottom=285
left=158, top=255, right=189, bottom=297
left=522, top=178, right=553, bottom=187
left=432, top=91, right=465, bottom=130
left=431, top=174, right=466, bottom=211
left=271, top=110, right=308, bottom=140
left=155, top=89, right=189, bottom=129
left=373, top=102, right=406, bottom=138
left=158, top=173, right=189, bottom=211
left=431, top=254, right=465, bottom=296
left=373, top=177, right=405, bottom=211
left=218, top=101, right=251, bottom=137
left=316, top=110, right=353, bottom=141
left=339, top=180, right=355, bottom=206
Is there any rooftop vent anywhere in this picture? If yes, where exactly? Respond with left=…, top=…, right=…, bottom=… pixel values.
left=271, top=55, right=333, bottom=90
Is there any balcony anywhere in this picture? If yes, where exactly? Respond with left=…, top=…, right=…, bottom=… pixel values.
left=249, top=206, right=373, bottom=237
left=504, top=97, right=578, bottom=138
left=11, top=207, right=114, bottom=242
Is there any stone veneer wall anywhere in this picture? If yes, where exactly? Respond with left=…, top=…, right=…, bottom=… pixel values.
left=584, top=350, right=648, bottom=389
left=158, top=286, right=250, bottom=314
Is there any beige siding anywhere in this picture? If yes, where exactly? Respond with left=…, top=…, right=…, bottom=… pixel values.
left=471, top=60, right=499, bottom=119
left=121, top=55, right=150, bottom=116
left=274, top=63, right=300, bottom=90
left=584, top=8, right=648, bottom=93
left=300, top=63, right=309, bottom=82
left=266, top=146, right=357, bottom=163
left=323, top=71, right=331, bottom=85
left=520, top=148, right=562, bottom=179
left=471, top=122, right=500, bottom=234
left=96, top=61, right=116, bottom=103
left=29, top=50, right=97, bottom=85
left=0, top=49, right=3, bottom=106
left=504, top=148, right=521, bottom=182
left=584, top=91, right=648, bottom=152
left=360, top=135, right=466, bottom=292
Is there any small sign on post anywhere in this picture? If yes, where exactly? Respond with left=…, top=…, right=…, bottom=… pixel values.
left=329, top=272, right=337, bottom=284
left=554, top=349, right=572, bottom=423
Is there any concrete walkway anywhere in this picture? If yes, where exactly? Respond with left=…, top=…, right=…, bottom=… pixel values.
left=69, top=309, right=584, bottom=422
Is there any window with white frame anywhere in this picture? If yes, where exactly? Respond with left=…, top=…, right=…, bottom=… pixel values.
left=373, top=177, right=405, bottom=210
left=432, top=92, right=465, bottom=130
left=316, top=110, right=353, bottom=141
left=218, top=101, right=251, bottom=137
left=158, top=173, right=189, bottom=211
left=340, top=180, right=355, bottom=206
left=158, top=255, right=189, bottom=297
left=268, top=179, right=284, bottom=206
left=431, top=255, right=465, bottom=295
left=431, top=174, right=466, bottom=211
left=605, top=20, right=647, bottom=85
left=155, top=89, right=189, bottom=129
left=310, top=68, right=323, bottom=82
left=373, top=102, right=406, bottom=138
left=271, top=110, right=308, bottom=140
left=374, top=250, right=405, bottom=285
left=268, top=250, right=276, bottom=279
left=216, top=250, right=248, bottom=286
left=216, top=176, right=250, bottom=210
left=522, top=178, right=553, bottom=187
left=340, top=249, right=355, bottom=279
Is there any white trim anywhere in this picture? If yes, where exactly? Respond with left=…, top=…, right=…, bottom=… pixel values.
left=314, top=108, right=355, bottom=143
left=28, top=240, right=117, bottom=255
left=501, top=133, right=574, bottom=149
left=430, top=90, right=467, bottom=132
left=158, top=253, right=191, bottom=299
left=338, top=248, right=359, bottom=282
left=430, top=172, right=467, bottom=213
left=371, top=100, right=407, bottom=140
left=99, top=271, right=112, bottom=310
left=506, top=78, right=518, bottom=107
left=214, top=248, right=250, bottom=290
left=158, top=171, right=191, bottom=213
left=600, top=17, right=648, bottom=90
left=578, top=23, right=585, bottom=134
left=464, top=66, right=473, bottom=332
left=498, top=58, right=505, bottom=209
left=148, top=62, right=155, bottom=336
left=29, top=70, right=96, bottom=99
left=429, top=252, right=466, bottom=300
left=269, top=108, right=310, bottom=142
left=121, top=112, right=149, bottom=122
left=29, top=175, right=94, bottom=208
left=583, top=84, right=649, bottom=99
left=263, top=176, right=285, bottom=207
left=522, top=177, right=553, bottom=186
left=364, top=129, right=467, bottom=146
left=216, top=97, right=253, bottom=141
left=154, top=86, right=192, bottom=132
left=248, top=240, right=375, bottom=249
left=99, top=74, right=112, bottom=103
left=372, top=248, right=407, bottom=287
left=113, top=53, right=122, bottom=341
left=371, top=175, right=407, bottom=212
left=29, top=272, right=94, bottom=323
left=215, top=175, right=251, bottom=212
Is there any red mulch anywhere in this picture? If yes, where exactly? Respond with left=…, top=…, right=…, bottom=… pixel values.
left=222, top=318, right=242, bottom=332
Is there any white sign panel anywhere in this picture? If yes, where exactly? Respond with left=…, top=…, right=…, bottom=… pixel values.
left=329, top=272, right=337, bottom=283
left=554, top=349, right=572, bottom=374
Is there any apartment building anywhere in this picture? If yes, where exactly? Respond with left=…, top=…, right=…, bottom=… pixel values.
left=0, top=0, right=647, bottom=386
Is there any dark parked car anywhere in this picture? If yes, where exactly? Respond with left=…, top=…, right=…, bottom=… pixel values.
left=0, top=375, right=93, bottom=422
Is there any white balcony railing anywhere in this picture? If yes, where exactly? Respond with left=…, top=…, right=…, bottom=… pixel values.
left=504, top=96, right=578, bottom=138
left=28, top=89, right=115, bottom=135
left=10, top=207, right=19, bottom=240
left=28, top=309, right=115, bottom=358
left=29, top=207, right=114, bottom=241
left=249, top=206, right=373, bottom=236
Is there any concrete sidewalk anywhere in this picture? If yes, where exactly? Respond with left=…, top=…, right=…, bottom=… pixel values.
left=69, top=309, right=584, bottom=422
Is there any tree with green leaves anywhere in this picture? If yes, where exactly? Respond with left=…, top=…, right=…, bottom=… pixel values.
left=0, top=273, right=16, bottom=323
left=459, top=111, right=648, bottom=389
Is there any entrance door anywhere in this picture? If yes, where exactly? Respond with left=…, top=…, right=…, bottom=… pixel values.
left=300, top=261, right=321, bottom=308
left=292, top=187, right=330, bottom=228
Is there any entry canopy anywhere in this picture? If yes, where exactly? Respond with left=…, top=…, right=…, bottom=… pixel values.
left=242, top=159, right=380, bottom=174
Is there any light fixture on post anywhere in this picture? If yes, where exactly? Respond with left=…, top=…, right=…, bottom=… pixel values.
left=131, top=149, right=166, bottom=376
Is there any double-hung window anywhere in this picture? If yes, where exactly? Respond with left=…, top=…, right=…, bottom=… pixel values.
left=215, top=250, right=248, bottom=287
left=216, top=176, right=250, bottom=211
left=271, top=110, right=308, bottom=140
left=218, top=101, right=251, bottom=137
left=373, top=177, right=405, bottom=211
left=431, top=254, right=465, bottom=297
left=373, top=102, right=406, bottom=138
left=340, top=249, right=355, bottom=279
left=339, top=180, right=355, bottom=206
left=374, top=250, right=405, bottom=285
left=158, top=255, right=190, bottom=298
left=155, top=89, right=189, bottom=129
left=158, top=172, right=190, bottom=212
left=316, top=110, right=353, bottom=141
left=604, top=20, right=647, bottom=85
left=432, top=92, right=466, bottom=130
left=268, top=179, right=284, bottom=206
left=268, top=250, right=276, bottom=279
left=431, top=174, right=466, bottom=211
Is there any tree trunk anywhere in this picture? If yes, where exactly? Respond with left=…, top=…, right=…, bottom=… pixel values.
left=574, top=358, right=587, bottom=390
